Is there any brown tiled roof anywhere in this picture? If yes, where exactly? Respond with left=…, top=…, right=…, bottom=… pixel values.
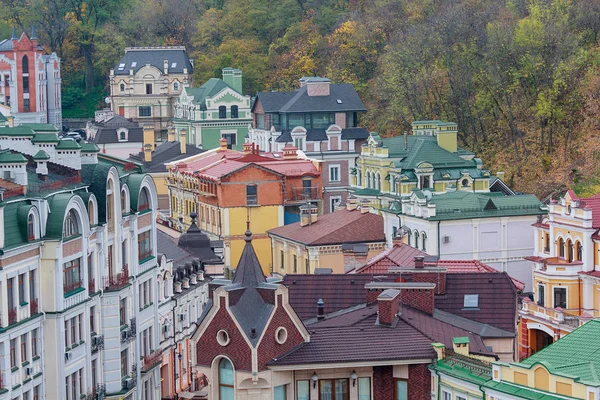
left=566, top=190, right=600, bottom=228
left=268, top=304, right=436, bottom=366
left=355, top=243, right=426, bottom=273
left=435, top=273, right=518, bottom=333
left=268, top=209, right=385, bottom=246
left=283, top=274, right=394, bottom=320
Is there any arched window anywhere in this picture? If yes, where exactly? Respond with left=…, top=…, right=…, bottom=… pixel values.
left=357, top=169, right=362, bottom=186
left=22, top=55, right=29, bottom=73
left=558, top=237, right=565, bottom=258
left=376, top=172, right=381, bottom=191
left=406, top=230, right=411, bottom=245
left=422, top=232, right=427, bottom=252
left=218, top=106, right=227, bottom=119
left=63, top=209, right=80, bottom=238
left=544, top=234, right=550, bottom=252
left=139, top=188, right=150, bottom=212
left=120, top=131, right=126, bottom=140
left=218, top=358, right=234, bottom=399
left=121, top=190, right=128, bottom=214
left=366, top=171, right=371, bottom=189
left=173, top=82, right=179, bottom=91
left=414, top=231, right=420, bottom=249
left=120, top=83, right=125, bottom=92
left=576, top=241, right=582, bottom=261
left=566, top=239, right=573, bottom=262
left=22, top=55, right=30, bottom=97
left=164, top=277, right=169, bottom=298
left=88, top=200, right=95, bottom=226
left=27, top=213, right=35, bottom=240
left=231, top=105, right=238, bottom=119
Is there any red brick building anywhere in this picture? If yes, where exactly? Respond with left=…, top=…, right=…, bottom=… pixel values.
left=0, top=27, right=62, bottom=125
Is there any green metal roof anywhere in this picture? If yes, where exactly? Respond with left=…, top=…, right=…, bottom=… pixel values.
left=33, top=150, right=50, bottom=160
left=516, top=320, right=600, bottom=386
left=483, top=380, right=577, bottom=399
left=453, top=337, right=470, bottom=345
left=0, top=151, right=27, bottom=163
left=81, top=143, right=100, bottom=153
left=18, top=123, right=59, bottom=132
left=31, top=133, right=60, bottom=143
left=2, top=202, right=26, bottom=248
left=430, top=353, right=492, bottom=386
left=55, top=140, right=82, bottom=150
left=0, top=126, right=35, bottom=137
left=126, top=174, right=145, bottom=212
left=382, top=135, right=475, bottom=169
left=45, top=193, right=75, bottom=239
left=184, top=78, right=236, bottom=110
left=0, top=113, right=7, bottom=122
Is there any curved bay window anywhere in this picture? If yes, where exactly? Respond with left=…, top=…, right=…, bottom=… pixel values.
left=218, top=358, right=234, bottom=399
left=63, top=209, right=80, bottom=238
left=138, top=188, right=150, bottom=212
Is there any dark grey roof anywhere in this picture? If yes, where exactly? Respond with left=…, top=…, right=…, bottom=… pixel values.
left=433, top=309, right=515, bottom=338
left=254, top=92, right=296, bottom=113
left=129, top=141, right=204, bottom=173
left=157, top=225, right=222, bottom=267
left=0, top=39, right=13, bottom=51
left=177, top=218, right=222, bottom=264
left=114, top=47, right=193, bottom=76
left=275, top=127, right=369, bottom=143
left=98, top=115, right=139, bottom=128
left=93, top=126, right=143, bottom=144
left=232, top=230, right=267, bottom=287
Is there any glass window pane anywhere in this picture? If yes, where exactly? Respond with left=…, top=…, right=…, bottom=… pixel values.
left=219, top=359, right=234, bottom=385
left=358, top=377, right=370, bottom=400
left=297, top=381, right=309, bottom=400
left=274, top=385, right=286, bottom=400
left=219, top=386, right=234, bottom=400
left=335, top=379, right=348, bottom=400
left=320, top=380, right=333, bottom=400
left=396, top=380, right=408, bottom=400
left=288, top=114, right=305, bottom=128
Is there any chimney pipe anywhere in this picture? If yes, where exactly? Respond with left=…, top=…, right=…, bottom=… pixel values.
left=317, top=298, right=325, bottom=320
left=414, top=256, right=424, bottom=268
left=403, top=131, right=408, bottom=150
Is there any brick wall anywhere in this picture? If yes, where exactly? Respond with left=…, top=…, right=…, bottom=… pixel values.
left=63, top=237, right=83, bottom=258
left=307, top=82, right=330, bottom=96
left=219, top=166, right=283, bottom=207
left=519, top=317, right=529, bottom=360
left=400, top=288, right=434, bottom=315
left=195, top=297, right=253, bottom=371
left=256, top=294, right=305, bottom=370
left=373, top=365, right=394, bottom=400
left=413, top=272, right=446, bottom=295
left=335, top=113, right=346, bottom=128
left=408, top=364, right=431, bottom=400
left=378, top=295, right=400, bottom=325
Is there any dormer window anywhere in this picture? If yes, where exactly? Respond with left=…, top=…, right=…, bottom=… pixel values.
left=63, top=209, right=80, bottom=238
left=27, top=213, right=36, bottom=241
left=173, top=82, right=179, bottom=91
left=117, top=128, right=128, bottom=142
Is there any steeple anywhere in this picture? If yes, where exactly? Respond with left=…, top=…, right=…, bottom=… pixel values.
left=231, top=220, right=266, bottom=287
left=11, top=26, right=17, bottom=40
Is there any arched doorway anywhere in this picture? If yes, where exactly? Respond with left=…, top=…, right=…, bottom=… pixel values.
left=530, top=328, right=554, bottom=355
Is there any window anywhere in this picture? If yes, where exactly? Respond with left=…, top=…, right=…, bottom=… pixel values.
left=10, top=338, right=16, bottom=367
left=219, top=106, right=227, bottom=119
left=90, top=306, right=96, bottom=333
left=576, top=241, right=582, bottom=261
left=293, top=255, right=297, bottom=273
left=422, top=232, right=427, bottom=252
left=567, top=239, right=574, bottom=262
left=64, top=209, right=79, bottom=238
left=442, top=392, right=451, bottom=400
left=420, top=175, right=430, bottom=189
left=121, top=349, right=129, bottom=378
left=22, top=56, right=29, bottom=94
left=139, top=106, right=152, bottom=117
left=297, top=381, right=309, bottom=400
left=456, top=396, right=467, bottom=400
left=18, top=273, right=26, bottom=304
left=34, top=385, right=40, bottom=400
left=29, top=270, right=35, bottom=303
left=554, top=287, right=567, bottom=309
left=174, top=82, right=179, bottom=91
left=537, top=284, right=545, bottom=306
left=558, top=237, right=565, bottom=258
left=330, top=196, right=341, bottom=212
left=146, top=83, right=153, bottom=94
left=22, top=55, right=29, bottom=73
left=63, top=258, right=82, bottom=294
left=463, top=294, right=479, bottom=309
left=288, top=114, right=305, bottom=128
left=219, top=358, right=234, bottom=400
left=27, top=213, right=35, bottom=240
left=120, top=83, right=125, bottom=91
left=221, top=133, right=236, bottom=149
left=544, top=234, right=550, bottom=252
left=139, top=187, right=150, bottom=211
left=274, top=385, right=287, bottom=400
left=319, top=379, right=348, bottom=400
left=414, top=231, right=420, bottom=249
left=395, top=379, right=408, bottom=400
left=357, top=169, right=362, bottom=186
left=255, top=113, right=264, bottom=129
left=21, top=333, right=27, bottom=362
left=294, top=137, right=303, bottom=150
left=24, top=98, right=30, bottom=111
left=118, top=63, right=126, bottom=70
left=461, top=178, right=469, bottom=187
left=120, top=298, right=127, bottom=326
left=329, top=165, right=340, bottom=182
left=138, top=230, right=152, bottom=261
left=31, top=328, right=38, bottom=357
left=280, top=250, right=285, bottom=270
left=246, top=185, right=257, bottom=206
left=231, top=105, right=238, bottom=119
left=305, top=259, right=309, bottom=274
left=358, top=377, right=370, bottom=400
left=120, top=131, right=126, bottom=141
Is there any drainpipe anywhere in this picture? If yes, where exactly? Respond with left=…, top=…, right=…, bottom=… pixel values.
left=437, top=221, right=441, bottom=257
left=172, top=296, right=179, bottom=400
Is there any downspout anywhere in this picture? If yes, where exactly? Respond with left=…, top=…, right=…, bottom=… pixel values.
left=44, top=57, right=50, bottom=123
left=172, top=296, right=179, bottom=400
left=437, top=221, right=441, bottom=257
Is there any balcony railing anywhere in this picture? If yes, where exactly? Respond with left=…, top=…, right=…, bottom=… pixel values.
left=8, top=307, right=17, bottom=325
left=88, top=278, right=96, bottom=295
left=64, top=280, right=83, bottom=295
left=286, top=186, right=321, bottom=203
left=103, top=267, right=129, bottom=291
left=521, top=299, right=584, bottom=329
left=29, top=298, right=38, bottom=315
left=141, top=350, right=162, bottom=373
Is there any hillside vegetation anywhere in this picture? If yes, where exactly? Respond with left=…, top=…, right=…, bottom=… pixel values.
left=2, top=0, right=600, bottom=196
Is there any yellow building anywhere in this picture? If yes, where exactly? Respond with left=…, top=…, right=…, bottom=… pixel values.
left=267, top=198, right=386, bottom=274
left=521, top=190, right=600, bottom=358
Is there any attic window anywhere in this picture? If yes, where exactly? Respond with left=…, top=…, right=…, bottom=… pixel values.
left=336, top=99, right=342, bottom=104
left=131, top=62, right=137, bottom=68
left=463, top=294, right=479, bottom=309
left=171, top=62, right=177, bottom=68
left=118, top=63, right=125, bottom=70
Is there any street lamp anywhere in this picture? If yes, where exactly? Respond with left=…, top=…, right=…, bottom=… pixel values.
left=311, top=372, right=319, bottom=389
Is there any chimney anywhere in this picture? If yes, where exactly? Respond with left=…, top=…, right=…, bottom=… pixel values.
left=432, top=343, right=446, bottom=360
left=7, top=116, right=14, bottom=128
left=496, top=171, right=505, bottom=181
left=164, top=59, right=169, bottom=75
left=359, top=199, right=370, bottom=214
left=377, top=289, right=401, bottom=325
left=143, top=143, right=153, bottom=162
left=392, top=230, right=404, bottom=247
left=334, top=201, right=346, bottom=211
left=299, top=77, right=308, bottom=87
left=452, top=337, right=470, bottom=356
left=403, top=131, right=408, bottom=150
left=306, top=78, right=331, bottom=96
left=435, top=122, right=458, bottom=153
left=300, top=204, right=318, bottom=227
left=317, top=299, right=325, bottom=320
left=218, top=138, right=228, bottom=152
left=414, top=256, right=424, bottom=268
left=243, top=142, right=253, bottom=155
left=346, top=196, right=358, bottom=211
left=366, top=282, right=435, bottom=315
left=167, top=126, right=176, bottom=142
left=179, top=129, right=187, bottom=154
left=282, top=145, right=298, bottom=160
left=143, top=124, right=154, bottom=149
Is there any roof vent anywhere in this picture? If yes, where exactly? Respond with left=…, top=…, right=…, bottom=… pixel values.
left=317, top=299, right=325, bottom=320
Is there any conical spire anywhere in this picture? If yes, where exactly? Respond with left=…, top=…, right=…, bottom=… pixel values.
left=11, top=26, right=17, bottom=40
left=231, top=220, right=266, bottom=287
left=31, top=25, right=36, bottom=40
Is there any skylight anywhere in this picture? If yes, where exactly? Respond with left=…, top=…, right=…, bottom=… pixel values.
left=131, top=62, right=137, bottom=67
left=118, top=63, right=125, bottom=70
left=171, top=62, right=177, bottom=68
left=463, top=294, right=479, bottom=308
left=336, top=99, right=343, bottom=104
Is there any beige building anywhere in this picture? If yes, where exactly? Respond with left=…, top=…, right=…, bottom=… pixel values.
left=268, top=198, right=386, bottom=274
left=109, top=46, right=193, bottom=138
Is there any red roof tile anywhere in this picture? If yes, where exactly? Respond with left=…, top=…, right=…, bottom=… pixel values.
left=579, top=270, right=600, bottom=279
left=568, top=191, right=600, bottom=228
left=268, top=209, right=385, bottom=246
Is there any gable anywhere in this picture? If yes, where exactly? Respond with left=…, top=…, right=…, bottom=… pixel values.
left=210, top=87, right=247, bottom=104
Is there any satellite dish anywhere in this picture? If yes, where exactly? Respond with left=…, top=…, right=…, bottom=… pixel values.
left=104, top=97, right=110, bottom=104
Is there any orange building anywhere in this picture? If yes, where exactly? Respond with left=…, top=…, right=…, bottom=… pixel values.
left=167, top=139, right=322, bottom=272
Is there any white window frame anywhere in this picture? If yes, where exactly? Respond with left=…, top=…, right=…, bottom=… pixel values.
left=552, top=286, right=568, bottom=309
left=330, top=196, right=342, bottom=213
left=329, top=164, right=341, bottom=183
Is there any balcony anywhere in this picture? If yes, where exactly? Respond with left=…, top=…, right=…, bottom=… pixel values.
left=286, top=186, right=321, bottom=203
left=141, top=350, right=162, bottom=373
left=103, top=267, right=129, bottom=291
left=521, top=299, right=586, bottom=329
left=29, top=298, right=38, bottom=315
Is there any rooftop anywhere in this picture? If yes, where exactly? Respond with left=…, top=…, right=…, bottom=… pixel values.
left=268, top=208, right=385, bottom=246
left=129, top=141, right=204, bottom=173
left=114, top=46, right=193, bottom=76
